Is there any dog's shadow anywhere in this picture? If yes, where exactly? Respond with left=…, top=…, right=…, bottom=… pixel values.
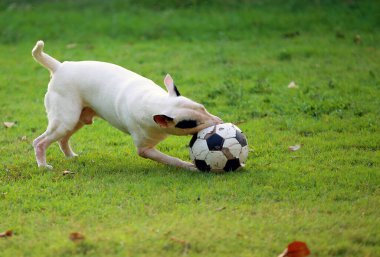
left=64, top=152, right=246, bottom=182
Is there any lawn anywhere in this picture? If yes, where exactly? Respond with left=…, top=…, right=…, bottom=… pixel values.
left=1, top=0, right=379, bottom=256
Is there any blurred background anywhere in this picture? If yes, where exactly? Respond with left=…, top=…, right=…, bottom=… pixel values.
left=0, top=0, right=378, bottom=45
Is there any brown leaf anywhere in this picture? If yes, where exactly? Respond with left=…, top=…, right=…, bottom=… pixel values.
left=216, top=206, right=226, bottom=212
left=278, top=241, right=310, bottom=257
left=3, top=122, right=15, bottom=128
left=69, top=232, right=85, bottom=242
left=170, top=237, right=191, bottom=255
left=0, top=230, right=13, bottom=238
left=288, top=144, right=301, bottom=151
left=170, top=237, right=188, bottom=245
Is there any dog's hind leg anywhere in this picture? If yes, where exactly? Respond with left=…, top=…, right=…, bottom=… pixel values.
left=34, top=123, right=77, bottom=169
left=58, top=122, right=83, bottom=158
left=34, top=93, right=82, bottom=169
left=58, top=107, right=96, bottom=158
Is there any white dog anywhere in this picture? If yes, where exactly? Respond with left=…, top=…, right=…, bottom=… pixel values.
left=32, top=41, right=222, bottom=170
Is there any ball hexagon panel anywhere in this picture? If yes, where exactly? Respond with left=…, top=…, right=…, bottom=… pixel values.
left=195, top=159, right=211, bottom=172
left=215, top=123, right=236, bottom=139
left=191, top=139, right=209, bottom=160
left=197, top=125, right=215, bottom=139
left=222, top=138, right=242, bottom=158
left=235, top=131, right=248, bottom=147
left=224, top=158, right=241, bottom=171
left=206, top=133, right=224, bottom=151
left=205, top=151, right=228, bottom=170
left=240, top=145, right=249, bottom=163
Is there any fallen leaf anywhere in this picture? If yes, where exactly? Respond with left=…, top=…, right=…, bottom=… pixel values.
left=170, top=237, right=188, bottom=245
left=216, top=206, right=226, bottom=212
left=354, top=34, right=361, bottom=44
left=170, top=237, right=191, bottom=255
left=0, top=230, right=13, bottom=238
left=69, top=232, right=85, bottom=242
left=63, top=170, right=75, bottom=176
left=66, top=43, right=77, bottom=49
left=3, top=122, right=15, bottom=128
left=288, top=81, right=298, bottom=89
left=288, top=144, right=302, bottom=151
left=20, top=135, right=27, bottom=141
left=278, top=241, right=310, bottom=257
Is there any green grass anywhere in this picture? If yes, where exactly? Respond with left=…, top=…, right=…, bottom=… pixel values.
left=1, top=0, right=380, bottom=256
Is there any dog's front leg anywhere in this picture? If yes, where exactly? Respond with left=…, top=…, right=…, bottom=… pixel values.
left=138, top=147, right=197, bottom=171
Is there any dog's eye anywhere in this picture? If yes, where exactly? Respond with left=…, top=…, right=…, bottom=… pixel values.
left=175, top=120, right=198, bottom=129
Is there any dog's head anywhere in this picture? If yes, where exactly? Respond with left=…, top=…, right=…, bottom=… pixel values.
left=153, top=74, right=222, bottom=135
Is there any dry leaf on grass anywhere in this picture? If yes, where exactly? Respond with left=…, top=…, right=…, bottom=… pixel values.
left=354, top=34, right=361, bottom=44
left=216, top=206, right=226, bottom=212
left=288, top=144, right=302, bottom=151
left=63, top=170, right=75, bottom=176
left=69, top=232, right=85, bottom=242
left=288, top=81, right=298, bottom=89
left=278, top=241, right=310, bottom=257
left=66, top=43, right=77, bottom=49
left=3, top=122, right=16, bottom=128
left=170, top=237, right=188, bottom=245
left=170, top=237, right=190, bottom=255
left=0, top=230, right=13, bottom=238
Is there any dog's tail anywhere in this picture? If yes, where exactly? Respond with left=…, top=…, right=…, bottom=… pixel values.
left=32, top=40, right=61, bottom=74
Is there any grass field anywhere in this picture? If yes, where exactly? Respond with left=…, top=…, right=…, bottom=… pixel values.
left=1, top=0, right=380, bottom=256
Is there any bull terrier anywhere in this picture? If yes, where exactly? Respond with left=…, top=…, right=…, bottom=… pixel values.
left=32, top=41, right=222, bottom=171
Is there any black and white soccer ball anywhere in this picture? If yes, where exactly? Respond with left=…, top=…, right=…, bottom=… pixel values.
left=189, top=123, right=248, bottom=172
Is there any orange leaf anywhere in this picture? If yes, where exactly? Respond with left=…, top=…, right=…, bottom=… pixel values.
left=0, top=230, right=13, bottom=238
left=69, top=232, right=85, bottom=242
left=278, top=241, right=310, bottom=257
left=170, top=237, right=188, bottom=245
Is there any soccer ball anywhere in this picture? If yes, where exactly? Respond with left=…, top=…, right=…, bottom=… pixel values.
left=189, top=123, right=248, bottom=172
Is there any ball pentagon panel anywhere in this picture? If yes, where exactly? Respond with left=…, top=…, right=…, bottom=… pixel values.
left=215, top=123, right=237, bottom=139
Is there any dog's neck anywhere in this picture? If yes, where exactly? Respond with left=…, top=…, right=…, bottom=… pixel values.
left=131, top=89, right=172, bottom=125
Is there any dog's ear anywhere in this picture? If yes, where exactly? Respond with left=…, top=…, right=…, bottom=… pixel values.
left=153, top=114, right=174, bottom=128
left=164, top=74, right=181, bottom=97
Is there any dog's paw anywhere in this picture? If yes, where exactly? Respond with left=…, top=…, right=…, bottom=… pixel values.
left=66, top=153, right=78, bottom=158
left=182, top=162, right=198, bottom=171
left=38, top=164, right=53, bottom=170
